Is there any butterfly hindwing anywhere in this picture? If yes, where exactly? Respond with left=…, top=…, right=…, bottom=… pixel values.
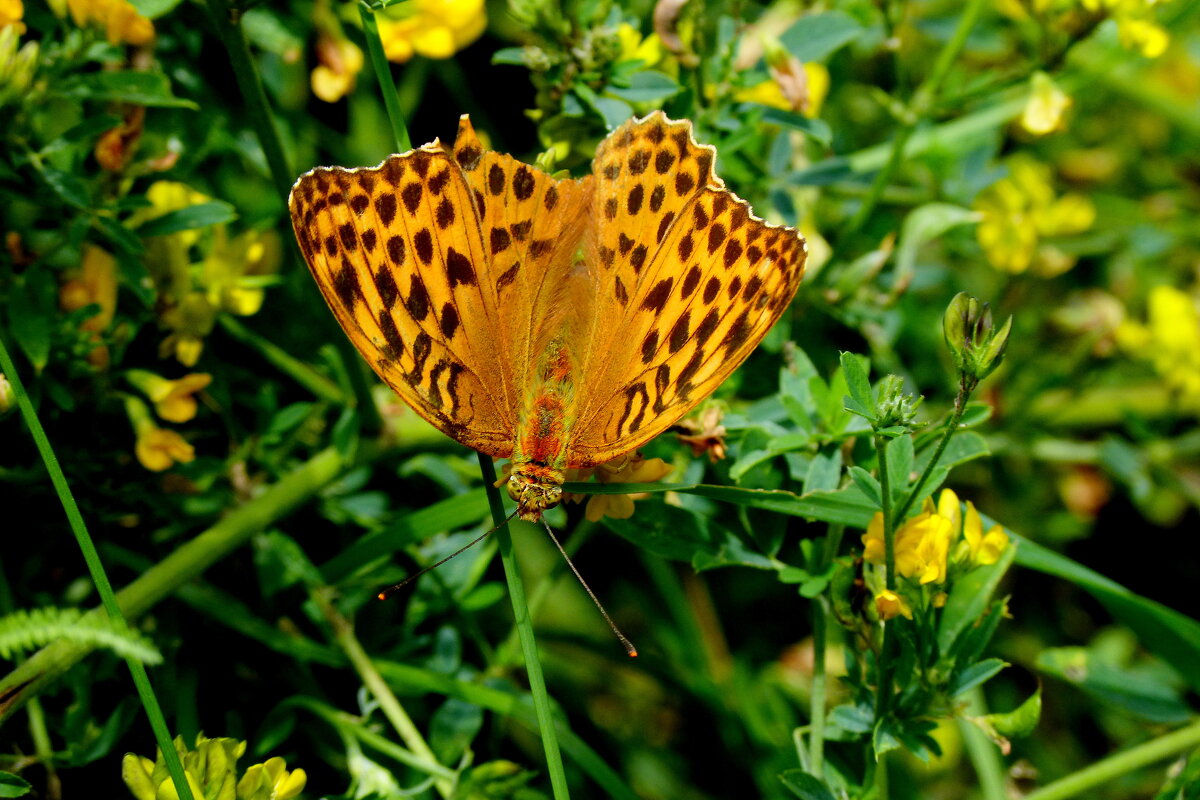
left=289, top=147, right=516, bottom=457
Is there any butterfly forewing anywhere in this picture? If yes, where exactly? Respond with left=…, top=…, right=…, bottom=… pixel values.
left=289, top=147, right=516, bottom=457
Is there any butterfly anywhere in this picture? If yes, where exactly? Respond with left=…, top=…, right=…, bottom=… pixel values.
left=289, top=112, right=807, bottom=522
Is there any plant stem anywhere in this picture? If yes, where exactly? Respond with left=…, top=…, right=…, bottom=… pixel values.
left=894, top=394, right=969, bottom=521
left=313, top=589, right=454, bottom=796
left=876, top=437, right=896, bottom=592
left=873, top=435, right=898, bottom=726
left=1025, top=719, right=1200, bottom=800
left=0, top=335, right=195, bottom=800
left=834, top=0, right=990, bottom=246
left=217, top=316, right=346, bottom=404
left=203, top=0, right=293, bottom=200
left=358, top=1, right=412, bottom=152
left=961, top=689, right=1006, bottom=800
left=809, top=595, right=828, bottom=776
left=476, top=454, right=571, bottom=800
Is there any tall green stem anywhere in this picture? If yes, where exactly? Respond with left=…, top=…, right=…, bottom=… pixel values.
left=895, top=395, right=969, bottom=521
left=0, top=336, right=195, bottom=800
left=872, top=435, right=897, bottom=752
left=203, top=0, right=292, bottom=201
left=809, top=596, right=828, bottom=776
left=358, top=1, right=412, bottom=152
left=476, top=455, right=571, bottom=800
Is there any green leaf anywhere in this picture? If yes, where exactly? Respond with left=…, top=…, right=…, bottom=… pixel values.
left=93, top=216, right=144, bottom=255
left=604, top=505, right=776, bottom=571
left=938, top=541, right=1017, bottom=654
left=574, top=85, right=634, bottom=130
left=491, top=47, right=526, bottom=65
left=136, top=201, right=237, bottom=237
left=848, top=466, right=881, bottom=507
left=6, top=279, right=52, bottom=373
left=887, top=435, right=914, bottom=507
left=893, top=204, right=979, bottom=291
left=802, top=449, right=842, bottom=494
left=128, top=0, right=184, bottom=17
left=1014, top=533, right=1200, bottom=693
left=839, top=352, right=874, bottom=419
left=873, top=717, right=903, bottom=758
left=985, top=686, right=1042, bottom=739
left=607, top=70, right=682, bottom=102
left=38, top=114, right=122, bottom=156
left=570, top=481, right=877, bottom=527
left=950, top=658, right=1008, bottom=696
left=63, top=72, right=197, bottom=108
left=39, top=167, right=91, bottom=209
left=1037, top=647, right=1190, bottom=723
left=757, top=107, right=832, bottom=146
left=778, top=770, right=835, bottom=800
left=779, top=11, right=863, bottom=62
left=0, top=771, right=31, bottom=798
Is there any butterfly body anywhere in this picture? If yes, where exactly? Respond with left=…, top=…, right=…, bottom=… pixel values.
left=290, top=113, right=807, bottom=521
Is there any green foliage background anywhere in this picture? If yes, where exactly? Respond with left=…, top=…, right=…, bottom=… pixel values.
left=1, top=0, right=1199, bottom=797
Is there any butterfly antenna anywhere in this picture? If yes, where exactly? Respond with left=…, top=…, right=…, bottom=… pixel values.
left=539, top=517, right=638, bottom=657
left=377, top=508, right=520, bottom=600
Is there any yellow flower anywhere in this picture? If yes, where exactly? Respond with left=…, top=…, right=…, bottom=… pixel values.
left=862, top=500, right=954, bottom=586
left=736, top=60, right=829, bottom=118
left=376, top=0, right=486, bottom=63
left=60, top=244, right=118, bottom=333
left=564, top=454, right=673, bottom=521
left=60, top=244, right=119, bottom=366
left=0, top=372, right=13, bottom=415
left=1, top=0, right=25, bottom=33
left=1021, top=72, right=1071, bottom=135
left=874, top=589, right=912, bottom=620
left=237, top=757, right=307, bottom=800
left=974, top=156, right=1095, bottom=275
left=615, top=22, right=664, bottom=67
left=66, top=0, right=153, bottom=45
left=311, top=34, right=363, bottom=102
left=127, top=369, right=212, bottom=423
left=1117, top=285, right=1200, bottom=409
left=203, top=228, right=281, bottom=316
left=1116, top=16, right=1169, bottom=57
left=962, top=501, right=1009, bottom=566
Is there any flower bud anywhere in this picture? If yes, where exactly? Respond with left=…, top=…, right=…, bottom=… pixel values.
left=874, top=374, right=922, bottom=430
left=943, top=292, right=1013, bottom=388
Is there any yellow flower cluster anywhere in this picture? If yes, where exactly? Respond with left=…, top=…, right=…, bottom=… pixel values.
left=376, top=0, right=486, bottom=63
left=862, top=489, right=1010, bottom=620
left=1117, top=285, right=1200, bottom=410
left=67, top=0, right=154, bottom=46
left=1081, top=0, right=1171, bottom=57
left=123, top=734, right=305, bottom=800
left=974, top=156, right=1095, bottom=275
left=134, top=181, right=280, bottom=366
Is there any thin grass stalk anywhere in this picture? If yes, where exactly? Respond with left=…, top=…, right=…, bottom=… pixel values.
left=476, top=454, right=571, bottom=800
left=1024, top=718, right=1200, bottom=800
left=358, top=1, right=412, bottom=152
left=961, top=689, right=1006, bottom=800
left=0, top=335, right=196, bottom=800
left=313, top=589, right=454, bottom=797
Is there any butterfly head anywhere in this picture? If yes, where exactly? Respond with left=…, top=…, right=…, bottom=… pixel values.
left=506, top=462, right=565, bottom=521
